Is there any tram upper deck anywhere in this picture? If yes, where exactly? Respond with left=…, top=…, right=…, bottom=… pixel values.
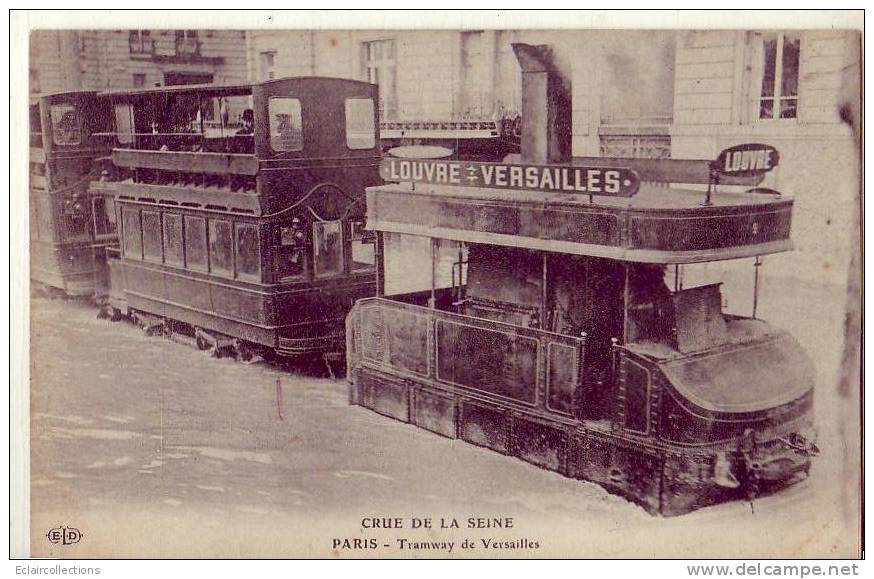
left=365, top=179, right=793, bottom=264
left=89, top=77, right=381, bottom=214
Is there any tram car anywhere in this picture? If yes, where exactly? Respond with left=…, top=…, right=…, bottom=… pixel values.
left=30, top=90, right=116, bottom=296
left=346, top=44, right=818, bottom=516
left=90, top=77, right=381, bottom=360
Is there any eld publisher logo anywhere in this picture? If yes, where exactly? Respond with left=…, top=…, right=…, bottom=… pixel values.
left=46, top=526, right=83, bottom=545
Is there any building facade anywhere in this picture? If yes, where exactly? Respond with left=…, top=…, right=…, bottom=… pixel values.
left=247, top=28, right=859, bottom=286
left=246, top=29, right=677, bottom=158
left=670, top=30, right=859, bottom=285
left=29, top=28, right=859, bottom=288
left=29, top=29, right=248, bottom=94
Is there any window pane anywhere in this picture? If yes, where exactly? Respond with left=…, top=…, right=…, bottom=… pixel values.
left=30, top=104, right=43, bottom=147
left=760, top=34, right=777, bottom=99
left=208, top=219, right=233, bottom=275
left=313, top=221, right=344, bottom=277
left=163, top=213, right=184, bottom=266
left=122, top=208, right=142, bottom=258
left=114, top=104, right=134, bottom=145
left=50, top=104, right=80, bottom=145
left=275, top=223, right=306, bottom=281
left=377, top=66, right=397, bottom=120
left=759, top=98, right=774, bottom=120
left=142, top=211, right=163, bottom=262
left=184, top=216, right=207, bottom=271
left=235, top=223, right=260, bottom=279
left=268, top=97, right=303, bottom=152
left=781, top=35, right=800, bottom=98
left=92, top=197, right=117, bottom=237
left=547, top=344, right=577, bottom=415
left=345, top=98, right=376, bottom=149
left=350, top=221, right=375, bottom=271
left=780, top=98, right=798, bottom=119
left=60, top=197, right=89, bottom=242
left=624, top=360, right=650, bottom=433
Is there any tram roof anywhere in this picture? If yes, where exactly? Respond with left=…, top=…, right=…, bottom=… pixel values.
left=97, top=76, right=377, bottom=99
left=98, top=82, right=252, bottom=98
left=30, top=89, right=99, bottom=104
left=366, top=182, right=795, bottom=264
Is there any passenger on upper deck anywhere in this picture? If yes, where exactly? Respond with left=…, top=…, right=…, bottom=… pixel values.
left=236, top=109, right=254, bottom=136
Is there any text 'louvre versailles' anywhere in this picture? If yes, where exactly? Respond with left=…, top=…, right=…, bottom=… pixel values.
left=380, top=158, right=641, bottom=197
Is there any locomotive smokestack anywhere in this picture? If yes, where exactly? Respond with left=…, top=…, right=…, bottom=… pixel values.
left=512, top=43, right=572, bottom=165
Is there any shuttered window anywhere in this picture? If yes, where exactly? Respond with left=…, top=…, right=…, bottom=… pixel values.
left=184, top=215, right=207, bottom=272
left=163, top=213, right=184, bottom=266
left=208, top=219, right=233, bottom=276
left=122, top=208, right=143, bottom=259
left=142, top=211, right=163, bottom=262
left=235, top=222, right=260, bottom=280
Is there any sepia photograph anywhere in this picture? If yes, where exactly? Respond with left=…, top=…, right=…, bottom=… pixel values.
left=9, top=9, right=863, bottom=562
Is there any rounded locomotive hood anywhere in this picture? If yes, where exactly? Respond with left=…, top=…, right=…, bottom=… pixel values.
left=658, top=322, right=815, bottom=415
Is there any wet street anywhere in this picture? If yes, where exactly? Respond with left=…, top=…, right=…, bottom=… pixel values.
left=27, top=288, right=858, bottom=558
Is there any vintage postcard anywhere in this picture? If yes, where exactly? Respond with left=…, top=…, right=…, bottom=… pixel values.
left=10, top=10, right=863, bottom=560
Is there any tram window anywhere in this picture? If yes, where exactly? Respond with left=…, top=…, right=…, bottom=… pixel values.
left=59, top=196, right=90, bottom=242
left=85, top=98, right=113, bottom=138
left=268, top=98, right=303, bottom=152
left=30, top=104, right=43, bottom=148
left=114, top=104, right=135, bottom=146
left=122, top=208, right=143, bottom=259
left=623, top=360, right=650, bottom=434
left=313, top=221, right=344, bottom=277
left=92, top=197, right=117, bottom=238
left=163, top=213, right=184, bottom=267
left=345, top=98, right=376, bottom=149
left=50, top=104, right=81, bottom=146
left=235, top=223, right=261, bottom=280
left=141, top=211, right=163, bottom=262
left=274, top=223, right=306, bottom=282
left=213, top=95, right=255, bottom=154
left=208, top=219, right=234, bottom=276
left=547, top=344, right=578, bottom=415
left=184, top=216, right=208, bottom=272
left=349, top=220, right=375, bottom=271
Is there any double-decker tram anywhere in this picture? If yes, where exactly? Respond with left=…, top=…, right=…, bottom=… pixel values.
left=346, top=44, right=818, bottom=516
left=30, top=90, right=116, bottom=296
left=91, top=77, right=381, bottom=360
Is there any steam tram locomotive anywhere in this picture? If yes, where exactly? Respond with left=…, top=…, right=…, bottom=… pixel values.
left=30, top=90, right=116, bottom=296
left=89, top=77, right=381, bottom=360
left=345, top=44, right=818, bottom=515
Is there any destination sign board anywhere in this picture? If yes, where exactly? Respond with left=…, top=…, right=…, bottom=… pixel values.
left=714, top=143, right=780, bottom=178
left=380, top=158, right=641, bottom=197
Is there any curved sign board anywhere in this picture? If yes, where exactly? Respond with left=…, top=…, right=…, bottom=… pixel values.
left=714, top=143, right=780, bottom=179
left=380, top=158, right=641, bottom=197
left=387, top=145, right=454, bottom=159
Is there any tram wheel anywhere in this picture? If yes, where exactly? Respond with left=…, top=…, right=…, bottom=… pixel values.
left=235, top=341, right=255, bottom=363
